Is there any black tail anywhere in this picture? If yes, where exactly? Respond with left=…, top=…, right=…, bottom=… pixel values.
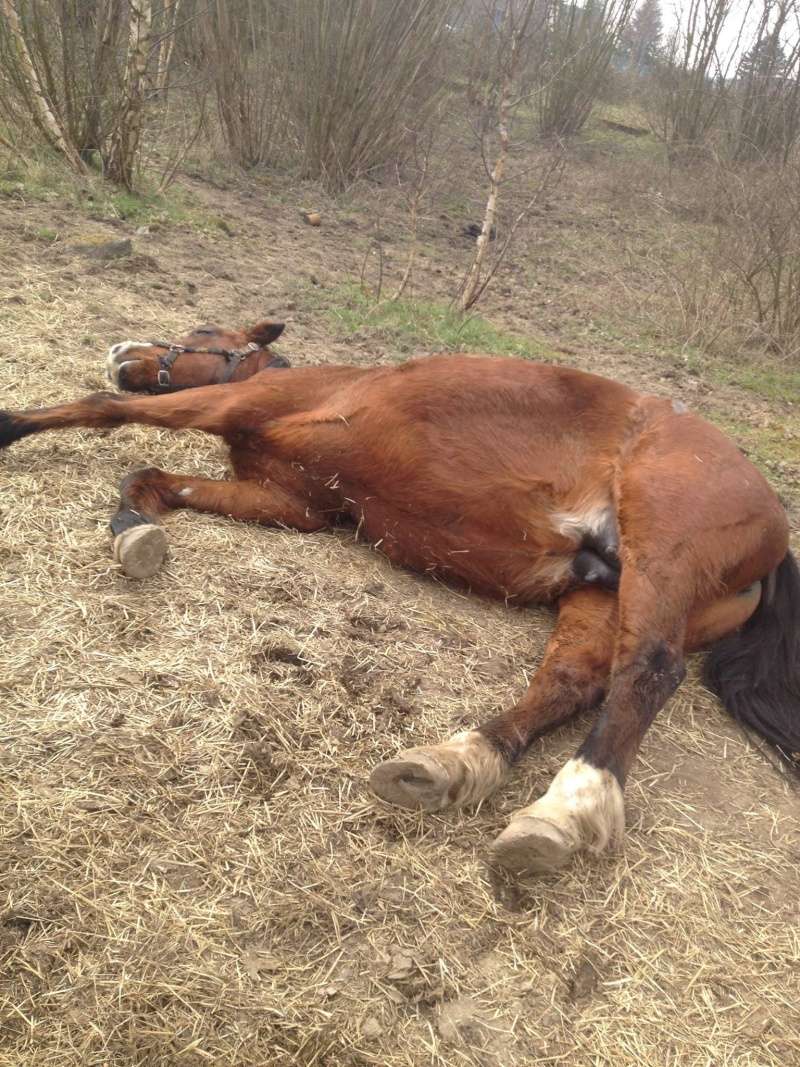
left=704, top=550, right=800, bottom=776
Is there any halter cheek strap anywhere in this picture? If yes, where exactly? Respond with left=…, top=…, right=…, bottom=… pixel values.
left=150, top=341, right=260, bottom=390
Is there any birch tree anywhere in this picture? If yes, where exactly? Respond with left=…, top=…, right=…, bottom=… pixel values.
left=107, top=0, right=153, bottom=188
left=0, top=0, right=85, bottom=172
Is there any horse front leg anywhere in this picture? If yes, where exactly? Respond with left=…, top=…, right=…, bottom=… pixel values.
left=369, top=588, right=617, bottom=812
left=111, top=467, right=329, bottom=578
left=0, top=382, right=248, bottom=449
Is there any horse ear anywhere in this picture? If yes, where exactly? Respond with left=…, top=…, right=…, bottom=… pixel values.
left=247, top=320, right=285, bottom=346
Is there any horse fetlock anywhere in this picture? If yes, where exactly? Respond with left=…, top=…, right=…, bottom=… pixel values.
left=113, top=524, right=168, bottom=579
left=491, top=758, right=624, bottom=874
left=369, top=730, right=509, bottom=812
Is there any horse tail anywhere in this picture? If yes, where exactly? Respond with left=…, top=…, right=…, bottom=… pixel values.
left=703, top=550, right=800, bottom=776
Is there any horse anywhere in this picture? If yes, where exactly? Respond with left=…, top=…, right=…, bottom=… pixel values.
left=2, top=318, right=798, bottom=876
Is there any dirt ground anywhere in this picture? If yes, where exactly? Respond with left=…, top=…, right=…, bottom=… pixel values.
left=1, top=143, right=799, bottom=1066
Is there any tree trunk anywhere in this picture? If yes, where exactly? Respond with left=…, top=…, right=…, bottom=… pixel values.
left=107, top=0, right=152, bottom=188
left=460, top=1, right=528, bottom=312
left=156, top=0, right=182, bottom=94
left=0, top=0, right=85, bottom=172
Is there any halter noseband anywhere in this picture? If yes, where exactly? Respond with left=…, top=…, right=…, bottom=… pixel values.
left=150, top=340, right=261, bottom=389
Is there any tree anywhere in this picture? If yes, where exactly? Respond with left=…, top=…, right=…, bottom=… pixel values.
left=0, top=0, right=86, bottom=172
left=621, top=0, right=662, bottom=73
left=106, top=0, right=153, bottom=189
left=737, top=30, right=787, bottom=83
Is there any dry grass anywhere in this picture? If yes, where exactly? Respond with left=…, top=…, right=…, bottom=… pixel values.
left=1, top=167, right=799, bottom=1067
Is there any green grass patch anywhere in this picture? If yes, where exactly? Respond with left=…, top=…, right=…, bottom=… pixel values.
left=713, top=413, right=800, bottom=475
left=583, top=103, right=663, bottom=161
left=0, top=151, right=210, bottom=229
left=322, top=286, right=553, bottom=359
left=33, top=226, right=58, bottom=242
left=684, top=352, right=800, bottom=406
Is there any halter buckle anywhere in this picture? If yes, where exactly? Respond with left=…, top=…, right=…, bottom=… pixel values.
left=157, top=368, right=171, bottom=387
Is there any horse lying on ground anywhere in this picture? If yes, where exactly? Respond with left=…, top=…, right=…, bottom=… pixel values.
left=2, top=319, right=798, bottom=876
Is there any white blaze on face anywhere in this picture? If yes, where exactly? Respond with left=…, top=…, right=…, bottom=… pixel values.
left=106, top=341, right=154, bottom=385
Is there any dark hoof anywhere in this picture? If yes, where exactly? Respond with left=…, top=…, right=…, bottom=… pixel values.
left=110, top=507, right=151, bottom=536
left=0, top=412, right=32, bottom=450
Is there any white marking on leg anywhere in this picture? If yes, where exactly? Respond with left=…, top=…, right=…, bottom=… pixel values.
left=512, top=757, right=625, bottom=853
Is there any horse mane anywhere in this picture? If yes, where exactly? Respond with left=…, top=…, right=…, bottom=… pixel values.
left=704, top=550, right=800, bottom=778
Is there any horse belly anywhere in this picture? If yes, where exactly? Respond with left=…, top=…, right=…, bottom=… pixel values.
left=355, top=499, right=575, bottom=603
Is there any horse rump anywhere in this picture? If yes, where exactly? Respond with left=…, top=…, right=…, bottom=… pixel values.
left=704, top=550, right=800, bottom=775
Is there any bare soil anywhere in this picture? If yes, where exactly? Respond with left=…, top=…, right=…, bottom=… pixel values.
left=1, top=152, right=798, bottom=1066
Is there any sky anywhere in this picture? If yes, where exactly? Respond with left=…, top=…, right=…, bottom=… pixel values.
left=661, top=1, right=798, bottom=67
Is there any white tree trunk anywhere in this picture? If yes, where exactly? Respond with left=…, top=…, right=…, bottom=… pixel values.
left=459, top=0, right=531, bottom=311
left=107, top=0, right=153, bottom=188
left=0, top=0, right=85, bottom=172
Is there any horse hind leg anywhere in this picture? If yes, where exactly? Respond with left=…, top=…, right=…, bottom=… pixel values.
left=369, top=588, right=616, bottom=812
left=491, top=423, right=787, bottom=876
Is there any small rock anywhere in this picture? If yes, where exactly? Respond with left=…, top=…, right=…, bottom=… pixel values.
left=437, top=998, right=489, bottom=1046
left=386, top=952, right=415, bottom=981
left=568, top=957, right=600, bottom=1002
left=285, top=300, right=297, bottom=311
left=78, top=238, right=133, bottom=261
left=361, top=1016, right=383, bottom=1040
left=135, top=225, right=150, bottom=236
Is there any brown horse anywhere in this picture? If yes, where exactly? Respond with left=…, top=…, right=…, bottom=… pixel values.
left=2, top=319, right=798, bottom=876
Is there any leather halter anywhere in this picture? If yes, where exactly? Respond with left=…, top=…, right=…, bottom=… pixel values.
left=149, top=340, right=261, bottom=389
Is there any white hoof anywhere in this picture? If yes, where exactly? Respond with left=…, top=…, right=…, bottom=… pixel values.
left=370, top=730, right=508, bottom=811
left=113, top=524, right=167, bottom=579
left=491, top=758, right=625, bottom=875
left=491, top=815, right=575, bottom=874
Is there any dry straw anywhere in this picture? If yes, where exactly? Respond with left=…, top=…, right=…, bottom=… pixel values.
left=0, top=198, right=798, bottom=1067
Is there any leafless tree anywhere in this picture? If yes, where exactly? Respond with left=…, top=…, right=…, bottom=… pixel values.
left=459, top=0, right=557, bottom=311
left=284, top=0, right=455, bottom=190
left=106, top=0, right=152, bottom=187
left=0, top=0, right=86, bottom=172
left=729, top=0, right=800, bottom=163
left=536, top=0, right=636, bottom=138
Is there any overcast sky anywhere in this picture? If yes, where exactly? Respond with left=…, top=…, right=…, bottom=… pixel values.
left=662, top=1, right=798, bottom=67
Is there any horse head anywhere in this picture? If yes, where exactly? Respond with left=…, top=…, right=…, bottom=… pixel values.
left=106, top=319, right=288, bottom=393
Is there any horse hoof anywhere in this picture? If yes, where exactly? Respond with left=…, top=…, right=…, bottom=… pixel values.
left=370, top=750, right=455, bottom=811
left=369, top=731, right=507, bottom=811
left=490, top=816, right=575, bottom=875
left=113, top=524, right=167, bottom=578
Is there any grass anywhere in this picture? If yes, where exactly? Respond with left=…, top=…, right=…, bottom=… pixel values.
left=323, top=285, right=554, bottom=358
left=0, top=152, right=215, bottom=230
left=581, top=102, right=664, bottom=161
left=687, top=352, right=800, bottom=407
